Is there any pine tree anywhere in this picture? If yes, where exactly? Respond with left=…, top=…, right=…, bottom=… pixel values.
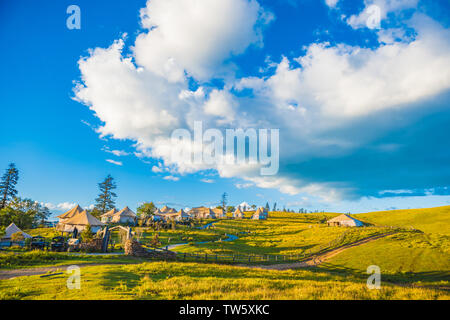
left=221, top=192, right=228, bottom=211
left=0, top=163, right=19, bottom=209
left=272, top=202, right=277, bottom=211
left=265, top=202, right=270, bottom=211
left=94, top=175, right=117, bottom=215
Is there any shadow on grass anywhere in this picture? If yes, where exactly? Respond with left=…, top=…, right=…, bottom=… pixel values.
left=315, top=262, right=450, bottom=289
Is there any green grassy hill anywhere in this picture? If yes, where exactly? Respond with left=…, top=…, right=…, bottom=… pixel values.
left=356, top=205, right=450, bottom=235
left=321, top=206, right=450, bottom=284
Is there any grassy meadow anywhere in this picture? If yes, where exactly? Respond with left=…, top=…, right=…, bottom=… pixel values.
left=1, top=261, right=447, bottom=300
left=1, top=206, right=449, bottom=299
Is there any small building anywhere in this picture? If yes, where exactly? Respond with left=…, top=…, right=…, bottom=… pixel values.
left=100, top=208, right=118, bottom=223
left=233, top=207, right=244, bottom=219
left=58, top=210, right=105, bottom=233
left=111, top=206, right=137, bottom=224
left=327, top=214, right=364, bottom=227
left=1, top=223, right=32, bottom=241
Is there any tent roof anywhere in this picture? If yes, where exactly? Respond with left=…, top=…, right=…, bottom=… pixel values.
left=100, top=208, right=118, bottom=217
left=64, top=210, right=105, bottom=226
left=3, top=223, right=32, bottom=239
left=115, top=206, right=136, bottom=218
left=57, top=204, right=84, bottom=219
left=327, top=214, right=364, bottom=224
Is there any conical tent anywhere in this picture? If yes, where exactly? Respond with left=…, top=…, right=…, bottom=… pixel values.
left=100, top=208, right=118, bottom=218
left=64, top=210, right=105, bottom=226
left=111, top=206, right=136, bottom=223
left=57, top=204, right=84, bottom=220
left=3, top=223, right=32, bottom=240
left=233, top=207, right=244, bottom=218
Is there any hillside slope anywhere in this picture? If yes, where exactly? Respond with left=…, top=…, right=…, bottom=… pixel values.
left=356, top=205, right=450, bottom=235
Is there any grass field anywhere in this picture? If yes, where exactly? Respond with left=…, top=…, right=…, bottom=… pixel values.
left=1, top=206, right=449, bottom=300
left=1, top=261, right=448, bottom=300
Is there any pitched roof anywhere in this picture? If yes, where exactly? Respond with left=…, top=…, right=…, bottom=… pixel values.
left=57, top=204, right=84, bottom=219
left=100, top=208, right=118, bottom=218
left=160, top=205, right=177, bottom=213
left=63, top=210, right=105, bottom=226
left=234, top=207, right=244, bottom=216
left=115, top=206, right=137, bottom=218
left=3, top=223, right=32, bottom=239
left=327, top=214, right=364, bottom=225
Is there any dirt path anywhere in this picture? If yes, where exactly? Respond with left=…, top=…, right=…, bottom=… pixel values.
left=243, top=232, right=397, bottom=270
left=0, top=263, right=134, bottom=280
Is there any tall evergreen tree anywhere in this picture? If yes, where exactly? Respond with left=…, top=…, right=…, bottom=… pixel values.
left=221, top=192, right=228, bottom=210
left=0, top=163, right=19, bottom=209
left=272, top=202, right=277, bottom=211
left=94, top=175, right=117, bottom=215
left=265, top=202, right=270, bottom=211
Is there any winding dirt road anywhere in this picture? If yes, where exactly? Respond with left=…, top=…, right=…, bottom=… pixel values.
left=0, top=232, right=396, bottom=280
left=243, top=232, right=397, bottom=270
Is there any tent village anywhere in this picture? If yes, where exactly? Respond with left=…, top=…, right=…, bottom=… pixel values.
left=0, top=203, right=364, bottom=255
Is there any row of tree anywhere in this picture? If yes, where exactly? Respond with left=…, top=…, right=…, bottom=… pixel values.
left=0, top=163, right=51, bottom=232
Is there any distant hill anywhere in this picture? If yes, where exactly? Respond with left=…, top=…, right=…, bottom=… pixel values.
left=356, top=205, right=450, bottom=235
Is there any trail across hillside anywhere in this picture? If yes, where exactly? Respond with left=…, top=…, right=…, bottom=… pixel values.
left=242, top=231, right=398, bottom=270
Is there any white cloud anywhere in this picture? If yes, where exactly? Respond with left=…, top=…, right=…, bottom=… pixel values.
left=106, top=159, right=123, bottom=166
left=163, top=175, right=180, bottom=181
left=134, top=0, right=273, bottom=81
left=201, top=178, right=215, bottom=183
left=324, top=0, right=339, bottom=8
left=42, top=202, right=77, bottom=211
left=74, top=1, right=450, bottom=203
left=238, top=15, right=450, bottom=119
left=103, top=146, right=129, bottom=156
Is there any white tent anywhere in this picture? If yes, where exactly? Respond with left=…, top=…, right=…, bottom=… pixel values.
left=327, top=214, right=364, bottom=227
left=2, top=223, right=32, bottom=240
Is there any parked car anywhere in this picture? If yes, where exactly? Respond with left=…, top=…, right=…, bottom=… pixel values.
left=67, top=238, right=80, bottom=252
left=50, top=236, right=67, bottom=252
left=30, top=236, right=47, bottom=250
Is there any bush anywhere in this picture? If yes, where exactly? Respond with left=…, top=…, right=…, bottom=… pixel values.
left=11, top=232, right=25, bottom=242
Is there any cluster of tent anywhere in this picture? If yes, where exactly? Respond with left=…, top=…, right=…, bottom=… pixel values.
left=100, top=207, right=137, bottom=224
left=150, top=205, right=269, bottom=221
left=56, top=205, right=137, bottom=233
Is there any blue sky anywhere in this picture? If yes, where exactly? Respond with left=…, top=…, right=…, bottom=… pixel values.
left=1, top=0, right=450, bottom=217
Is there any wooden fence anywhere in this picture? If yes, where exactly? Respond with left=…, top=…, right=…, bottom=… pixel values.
left=146, top=227, right=399, bottom=264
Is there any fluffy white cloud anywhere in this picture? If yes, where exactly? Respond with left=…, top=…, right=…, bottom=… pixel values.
left=134, top=0, right=273, bottom=81
left=74, top=1, right=450, bottom=203
left=324, top=0, right=339, bottom=8
left=238, top=15, right=450, bottom=119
